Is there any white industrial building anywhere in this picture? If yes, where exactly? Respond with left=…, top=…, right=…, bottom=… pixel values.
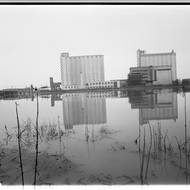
left=137, top=49, right=177, bottom=85
left=60, top=52, right=105, bottom=89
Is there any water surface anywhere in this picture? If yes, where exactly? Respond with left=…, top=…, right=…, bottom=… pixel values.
left=0, top=89, right=190, bottom=184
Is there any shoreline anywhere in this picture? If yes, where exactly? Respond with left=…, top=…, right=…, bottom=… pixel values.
left=38, top=84, right=183, bottom=95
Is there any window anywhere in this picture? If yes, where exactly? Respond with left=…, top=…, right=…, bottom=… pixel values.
left=154, top=70, right=157, bottom=81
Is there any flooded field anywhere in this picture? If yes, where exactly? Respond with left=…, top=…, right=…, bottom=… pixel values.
left=0, top=88, right=190, bottom=185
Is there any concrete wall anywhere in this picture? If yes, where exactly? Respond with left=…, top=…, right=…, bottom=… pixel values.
left=154, top=69, right=172, bottom=85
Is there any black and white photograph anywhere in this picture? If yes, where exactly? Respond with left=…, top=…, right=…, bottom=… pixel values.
left=0, top=4, right=190, bottom=186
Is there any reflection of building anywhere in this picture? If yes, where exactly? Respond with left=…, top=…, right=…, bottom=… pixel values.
left=62, top=94, right=107, bottom=129
left=128, top=89, right=178, bottom=125
left=137, top=49, right=177, bottom=85
left=60, top=52, right=105, bottom=89
left=51, top=93, right=62, bottom=107
left=50, top=91, right=128, bottom=107
left=128, top=90, right=155, bottom=109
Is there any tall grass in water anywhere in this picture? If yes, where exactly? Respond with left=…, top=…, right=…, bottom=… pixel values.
left=137, top=111, right=190, bottom=184
left=5, top=125, right=11, bottom=138
left=15, top=102, right=24, bottom=185
left=85, top=126, right=89, bottom=142
left=163, top=131, right=168, bottom=155
left=175, top=136, right=182, bottom=166
left=140, top=127, right=146, bottom=184
left=157, top=123, right=162, bottom=152
left=184, top=93, right=188, bottom=183
left=57, top=115, right=64, bottom=157
left=152, top=127, right=157, bottom=159
left=145, top=122, right=152, bottom=181
left=138, top=122, right=172, bottom=184
left=34, top=91, right=39, bottom=185
left=4, top=125, right=12, bottom=145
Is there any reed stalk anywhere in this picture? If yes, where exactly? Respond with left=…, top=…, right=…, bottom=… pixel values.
left=15, top=102, right=24, bottom=185
left=34, top=90, right=39, bottom=185
left=140, top=127, right=146, bottom=184
left=145, top=122, right=153, bottom=181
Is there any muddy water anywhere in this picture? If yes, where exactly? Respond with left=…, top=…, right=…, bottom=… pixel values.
left=0, top=89, right=190, bottom=184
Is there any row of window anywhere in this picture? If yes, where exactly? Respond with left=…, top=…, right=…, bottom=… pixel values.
left=88, top=81, right=114, bottom=86
left=88, top=86, right=114, bottom=89
left=63, top=84, right=114, bottom=89
left=67, top=55, right=102, bottom=58
left=62, top=92, right=115, bottom=97
left=64, top=86, right=81, bottom=89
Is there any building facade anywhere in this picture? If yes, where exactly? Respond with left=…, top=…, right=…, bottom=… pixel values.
left=86, top=81, right=115, bottom=89
left=128, top=66, right=155, bottom=86
left=60, top=52, right=105, bottom=89
left=86, top=79, right=128, bottom=89
left=137, top=49, right=177, bottom=85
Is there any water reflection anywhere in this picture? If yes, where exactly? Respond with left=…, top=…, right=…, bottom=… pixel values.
left=0, top=88, right=190, bottom=185
left=128, top=89, right=178, bottom=125
left=62, top=93, right=107, bottom=130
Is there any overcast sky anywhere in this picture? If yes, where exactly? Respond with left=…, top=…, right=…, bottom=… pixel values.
left=0, top=5, right=190, bottom=89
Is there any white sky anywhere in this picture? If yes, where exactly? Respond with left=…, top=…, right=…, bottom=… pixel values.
left=0, top=5, right=190, bottom=89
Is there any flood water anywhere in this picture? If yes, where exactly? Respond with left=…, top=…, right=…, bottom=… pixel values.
left=0, top=88, right=190, bottom=185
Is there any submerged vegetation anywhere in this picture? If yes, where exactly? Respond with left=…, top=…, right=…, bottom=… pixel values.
left=136, top=120, right=190, bottom=184
left=1, top=116, right=190, bottom=185
left=1, top=115, right=190, bottom=185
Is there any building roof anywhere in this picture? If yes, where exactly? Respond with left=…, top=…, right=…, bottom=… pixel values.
left=139, top=49, right=175, bottom=56
left=61, top=54, right=104, bottom=58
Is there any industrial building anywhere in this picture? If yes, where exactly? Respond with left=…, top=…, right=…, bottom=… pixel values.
left=128, top=66, right=155, bottom=86
left=137, top=49, right=177, bottom=85
left=60, top=52, right=105, bottom=89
